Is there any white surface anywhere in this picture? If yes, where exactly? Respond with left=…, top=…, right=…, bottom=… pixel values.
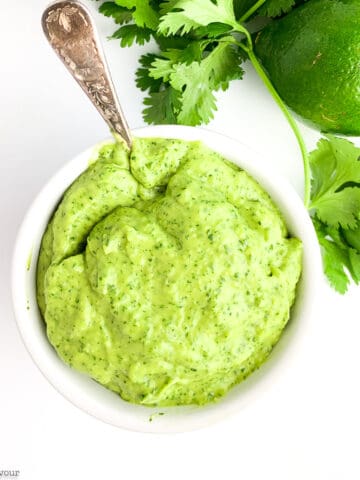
left=1, top=0, right=359, bottom=478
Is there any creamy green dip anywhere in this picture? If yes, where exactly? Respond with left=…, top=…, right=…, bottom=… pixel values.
left=37, top=137, right=302, bottom=407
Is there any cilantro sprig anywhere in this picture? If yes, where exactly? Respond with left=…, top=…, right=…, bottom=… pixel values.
left=309, top=137, right=360, bottom=293
left=97, top=0, right=298, bottom=126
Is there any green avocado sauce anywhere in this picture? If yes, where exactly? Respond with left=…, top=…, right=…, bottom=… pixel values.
left=36, top=137, right=302, bottom=407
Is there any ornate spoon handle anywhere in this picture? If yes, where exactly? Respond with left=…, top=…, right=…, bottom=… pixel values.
left=42, top=1, right=132, bottom=148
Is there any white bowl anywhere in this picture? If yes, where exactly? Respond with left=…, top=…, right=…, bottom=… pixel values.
left=12, top=125, right=322, bottom=433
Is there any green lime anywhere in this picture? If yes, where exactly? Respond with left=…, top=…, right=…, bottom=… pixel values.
left=254, top=0, right=360, bottom=135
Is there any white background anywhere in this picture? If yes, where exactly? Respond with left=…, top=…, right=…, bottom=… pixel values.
left=1, top=1, right=360, bottom=479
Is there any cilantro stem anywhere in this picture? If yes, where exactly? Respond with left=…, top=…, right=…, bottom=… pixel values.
left=239, top=0, right=267, bottom=23
left=241, top=46, right=311, bottom=207
left=233, top=20, right=311, bottom=206
left=230, top=22, right=252, bottom=46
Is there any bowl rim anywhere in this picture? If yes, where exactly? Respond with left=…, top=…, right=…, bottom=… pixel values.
left=11, top=125, right=323, bottom=433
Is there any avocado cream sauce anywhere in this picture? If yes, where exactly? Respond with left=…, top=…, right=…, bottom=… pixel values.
left=37, top=137, right=302, bottom=406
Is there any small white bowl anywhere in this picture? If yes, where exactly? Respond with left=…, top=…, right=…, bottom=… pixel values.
left=12, top=125, right=322, bottom=433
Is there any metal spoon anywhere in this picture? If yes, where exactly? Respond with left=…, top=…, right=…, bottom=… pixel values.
left=42, top=0, right=132, bottom=148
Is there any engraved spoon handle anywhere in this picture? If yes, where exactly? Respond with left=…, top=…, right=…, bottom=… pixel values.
left=42, top=1, right=132, bottom=148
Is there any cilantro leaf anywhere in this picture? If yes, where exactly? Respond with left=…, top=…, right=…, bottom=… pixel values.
left=143, top=87, right=182, bottom=124
left=194, top=22, right=233, bottom=38
left=114, top=0, right=159, bottom=29
left=206, top=41, right=245, bottom=90
left=149, top=57, right=177, bottom=82
left=313, top=187, right=360, bottom=230
left=309, top=136, right=360, bottom=228
left=258, top=0, right=296, bottom=18
left=149, top=42, right=204, bottom=82
left=168, top=41, right=244, bottom=125
left=158, top=0, right=180, bottom=15
left=315, top=220, right=360, bottom=293
left=349, top=248, right=360, bottom=283
left=343, top=223, right=360, bottom=251
left=158, top=0, right=237, bottom=35
left=313, top=218, right=353, bottom=293
left=99, top=2, right=133, bottom=25
left=136, top=54, right=163, bottom=92
left=154, top=34, right=194, bottom=51
left=111, top=24, right=152, bottom=46
left=170, top=60, right=218, bottom=124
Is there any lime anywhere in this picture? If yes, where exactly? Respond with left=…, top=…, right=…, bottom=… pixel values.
left=254, top=0, right=360, bottom=135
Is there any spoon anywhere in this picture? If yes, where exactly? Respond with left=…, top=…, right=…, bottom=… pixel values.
left=42, top=0, right=132, bottom=148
